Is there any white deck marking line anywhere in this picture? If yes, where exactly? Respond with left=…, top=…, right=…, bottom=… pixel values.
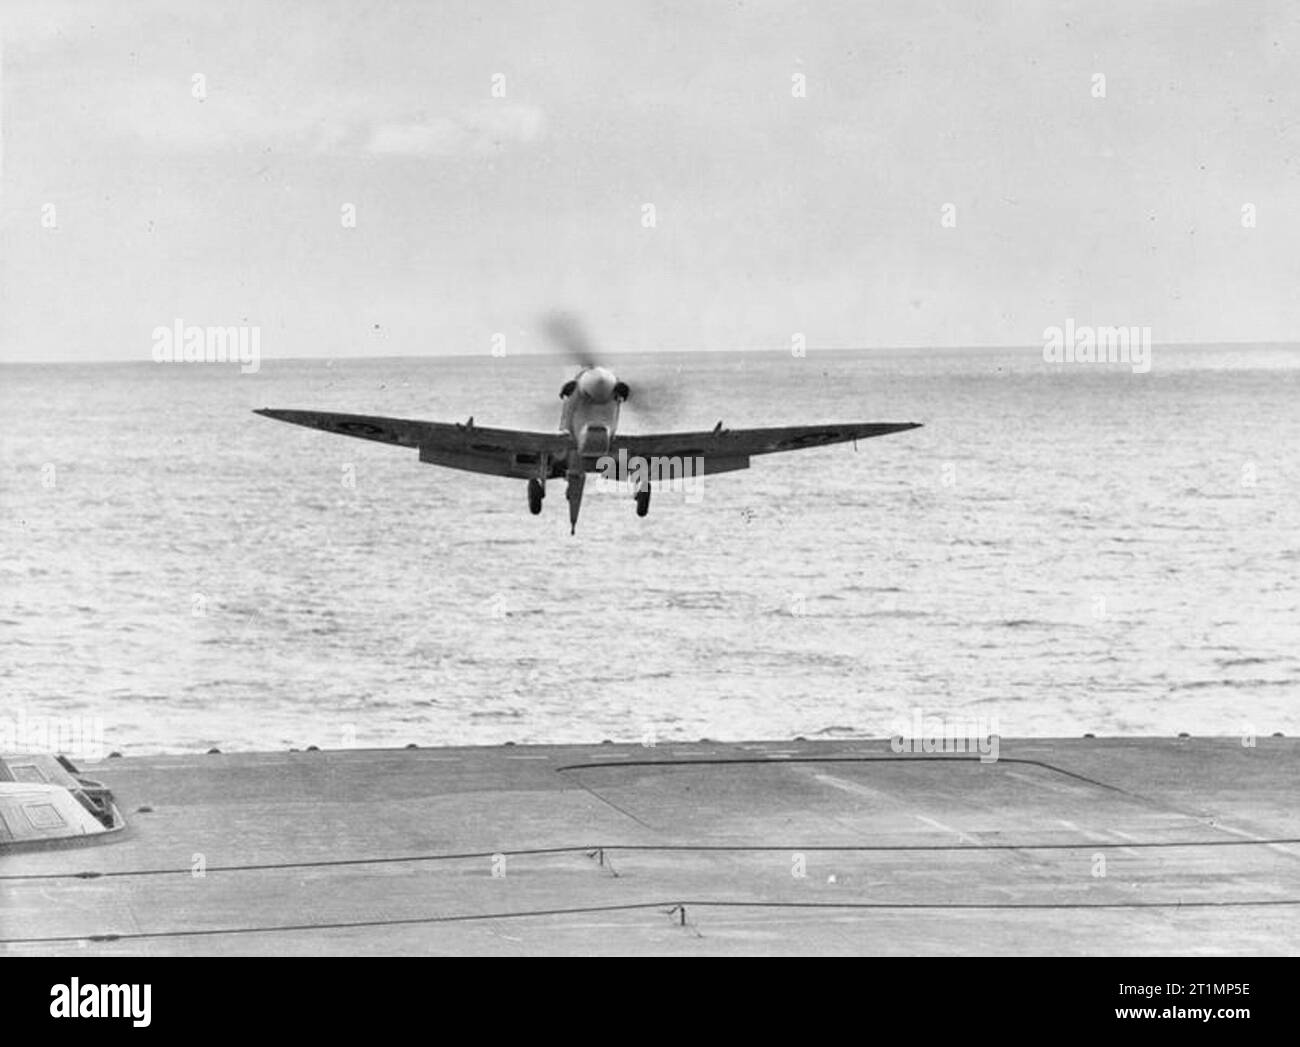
left=807, top=771, right=890, bottom=803
left=1213, top=824, right=1268, bottom=842
left=505, top=755, right=551, bottom=760
left=1059, top=819, right=1141, bottom=858
left=1212, top=822, right=1300, bottom=857
left=914, top=814, right=981, bottom=846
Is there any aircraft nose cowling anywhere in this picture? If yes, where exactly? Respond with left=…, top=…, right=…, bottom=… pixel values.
left=578, top=367, right=617, bottom=402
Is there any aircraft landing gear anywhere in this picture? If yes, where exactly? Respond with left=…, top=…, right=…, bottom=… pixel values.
left=635, top=481, right=651, bottom=518
left=528, top=478, right=545, bottom=515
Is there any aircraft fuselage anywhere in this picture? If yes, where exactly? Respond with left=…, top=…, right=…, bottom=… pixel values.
left=555, top=366, right=628, bottom=533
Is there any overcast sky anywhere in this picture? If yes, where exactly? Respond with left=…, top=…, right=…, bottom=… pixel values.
left=1, top=0, right=1297, bottom=362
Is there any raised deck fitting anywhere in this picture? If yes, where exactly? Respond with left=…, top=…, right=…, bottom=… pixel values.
left=0, top=754, right=125, bottom=848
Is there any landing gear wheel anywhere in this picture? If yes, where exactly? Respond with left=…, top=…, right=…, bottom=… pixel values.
left=528, top=478, right=545, bottom=515
left=635, top=483, right=651, bottom=518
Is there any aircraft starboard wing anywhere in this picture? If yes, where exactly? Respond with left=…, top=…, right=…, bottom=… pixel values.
left=254, top=409, right=572, bottom=479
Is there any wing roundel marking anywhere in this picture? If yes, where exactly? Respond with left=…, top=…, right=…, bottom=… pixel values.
left=776, top=429, right=839, bottom=450
left=336, top=420, right=387, bottom=437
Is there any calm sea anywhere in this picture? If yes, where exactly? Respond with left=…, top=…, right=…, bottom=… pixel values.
left=2, top=345, right=1297, bottom=754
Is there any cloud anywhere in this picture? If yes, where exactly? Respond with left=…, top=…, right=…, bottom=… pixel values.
left=80, top=74, right=544, bottom=159
left=367, top=105, right=545, bottom=157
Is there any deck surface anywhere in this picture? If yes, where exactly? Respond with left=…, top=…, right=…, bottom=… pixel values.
left=2, top=737, right=1297, bottom=955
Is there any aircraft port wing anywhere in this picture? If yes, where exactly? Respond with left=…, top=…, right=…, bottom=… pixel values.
left=611, top=422, right=922, bottom=471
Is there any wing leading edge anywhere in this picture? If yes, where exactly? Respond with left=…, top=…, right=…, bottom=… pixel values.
left=254, top=410, right=922, bottom=481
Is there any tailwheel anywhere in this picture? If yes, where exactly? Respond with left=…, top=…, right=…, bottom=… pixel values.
left=635, top=482, right=651, bottom=518
left=527, top=478, right=545, bottom=515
